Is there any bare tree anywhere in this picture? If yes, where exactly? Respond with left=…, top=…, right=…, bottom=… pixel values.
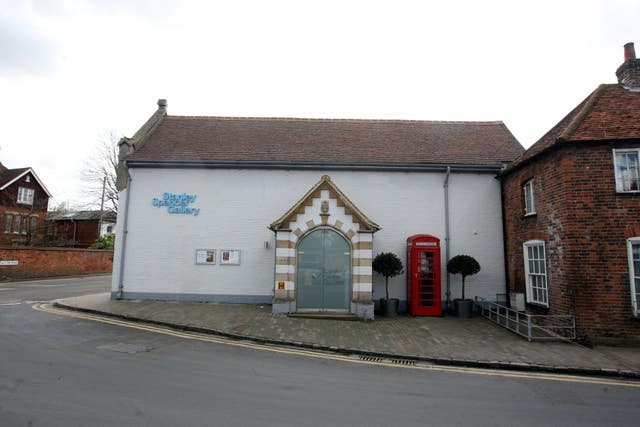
left=82, top=130, right=120, bottom=213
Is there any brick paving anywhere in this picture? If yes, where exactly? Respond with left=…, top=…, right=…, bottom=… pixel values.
left=55, top=293, right=640, bottom=377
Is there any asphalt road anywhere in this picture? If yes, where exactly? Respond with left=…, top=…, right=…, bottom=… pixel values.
left=1, top=276, right=639, bottom=426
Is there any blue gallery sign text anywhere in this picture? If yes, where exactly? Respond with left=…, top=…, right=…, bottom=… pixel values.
left=152, top=193, right=200, bottom=216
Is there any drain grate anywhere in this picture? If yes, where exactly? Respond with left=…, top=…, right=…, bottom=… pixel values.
left=360, top=356, right=384, bottom=363
left=391, top=359, right=417, bottom=366
left=359, top=356, right=417, bottom=366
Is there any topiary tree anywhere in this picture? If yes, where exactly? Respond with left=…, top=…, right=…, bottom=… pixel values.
left=372, top=252, right=404, bottom=301
left=446, top=255, right=480, bottom=300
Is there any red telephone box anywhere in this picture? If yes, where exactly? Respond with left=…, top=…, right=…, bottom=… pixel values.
left=406, top=235, right=442, bottom=316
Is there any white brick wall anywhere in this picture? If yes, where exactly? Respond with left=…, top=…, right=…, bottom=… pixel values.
left=112, top=168, right=506, bottom=303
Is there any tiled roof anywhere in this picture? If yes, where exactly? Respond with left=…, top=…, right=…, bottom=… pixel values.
left=508, top=84, right=640, bottom=170
left=0, top=166, right=51, bottom=196
left=46, top=210, right=117, bottom=222
left=128, top=116, right=524, bottom=167
left=0, top=167, right=30, bottom=188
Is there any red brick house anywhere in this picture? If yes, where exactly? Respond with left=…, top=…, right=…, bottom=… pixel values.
left=0, top=162, right=51, bottom=246
left=501, top=43, right=640, bottom=340
left=45, top=210, right=116, bottom=248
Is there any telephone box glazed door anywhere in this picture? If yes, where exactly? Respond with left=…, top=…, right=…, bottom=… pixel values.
left=407, top=235, right=441, bottom=316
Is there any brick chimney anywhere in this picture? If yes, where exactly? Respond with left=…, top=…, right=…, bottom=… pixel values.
left=616, top=42, right=640, bottom=89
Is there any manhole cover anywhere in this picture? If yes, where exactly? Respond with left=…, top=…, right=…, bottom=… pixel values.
left=231, top=324, right=250, bottom=333
left=97, top=343, right=152, bottom=354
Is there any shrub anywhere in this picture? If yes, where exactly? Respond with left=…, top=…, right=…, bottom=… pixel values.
left=91, top=233, right=115, bottom=250
left=372, top=252, right=404, bottom=300
left=446, top=255, right=480, bottom=300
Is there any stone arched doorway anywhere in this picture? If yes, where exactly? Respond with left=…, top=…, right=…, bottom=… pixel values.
left=269, top=175, right=380, bottom=319
left=297, top=227, right=351, bottom=312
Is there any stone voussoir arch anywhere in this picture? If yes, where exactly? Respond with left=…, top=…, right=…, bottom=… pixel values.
left=269, top=175, right=379, bottom=319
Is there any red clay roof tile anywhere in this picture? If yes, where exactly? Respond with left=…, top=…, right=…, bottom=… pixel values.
left=0, top=167, right=30, bottom=188
left=508, top=84, right=640, bottom=170
left=128, top=116, right=524, bottom=167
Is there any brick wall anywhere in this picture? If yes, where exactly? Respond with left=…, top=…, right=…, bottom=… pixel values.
left=0, top=173, right=49, bottom=212
left=502, top=141, right=640, bottom=339
left=0, top=207, right=48, bottom=246
left=0, top=170, right=49, bottom=246
left=0, top=247, right=113, bottom=280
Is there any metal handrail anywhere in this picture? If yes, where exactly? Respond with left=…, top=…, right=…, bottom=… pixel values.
left=475, top=296, right=576, bottom=342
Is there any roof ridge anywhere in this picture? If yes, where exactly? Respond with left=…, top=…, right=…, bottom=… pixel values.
left=0, top=167, right=52, bottom=197
left=164, top=115, right=505, bottom=125
left=503, top=82, right=640, bottom=174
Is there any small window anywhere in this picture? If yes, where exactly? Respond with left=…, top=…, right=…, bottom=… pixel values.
left=523, top=240, right=548, bottom=307
left=30, top=217, right=37, bottom=234
left=21, top=215, right=29, bottom=234
left=628, top=237, right=640, bottom=317
left=614, top=149, right=640, bottom=192
left=17, top=187, right=35, bottom=205
left=13, top=215, right=21, bottom=234
left=25, top=175, right=31, bottom=183
left=523, top=179, right=536, bottom=215
left=5, top=214, right=12, bottom=234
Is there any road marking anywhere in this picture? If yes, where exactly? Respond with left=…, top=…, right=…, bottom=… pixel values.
left=32, top=303, right=640, bottom=388
left=22, top=284, right=68, bottom=288
left=0, top=302, right=22, bottom=306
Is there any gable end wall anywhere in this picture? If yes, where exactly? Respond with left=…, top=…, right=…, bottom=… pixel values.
left=0, top=172, right=49, bottom=246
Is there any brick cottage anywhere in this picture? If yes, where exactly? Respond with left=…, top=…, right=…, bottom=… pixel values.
left=501, top=43, right=640, bottom=339
left=0, top=162, right=50, bottom=246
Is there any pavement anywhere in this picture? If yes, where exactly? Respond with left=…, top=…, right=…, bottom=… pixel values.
left=54, top=292, right=640, bottom=379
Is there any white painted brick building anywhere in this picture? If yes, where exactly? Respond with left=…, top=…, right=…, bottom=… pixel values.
left=112, top=100, right=523, bottom=319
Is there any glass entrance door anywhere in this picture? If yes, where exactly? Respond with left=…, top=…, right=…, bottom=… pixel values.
left=297, top=229, right=350, bottom=311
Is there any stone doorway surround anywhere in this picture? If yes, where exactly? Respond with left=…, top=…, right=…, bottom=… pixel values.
left=269, top=175, right=380, bottom=319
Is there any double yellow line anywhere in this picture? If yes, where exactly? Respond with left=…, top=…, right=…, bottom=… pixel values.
left=33, top=303, right=640, bottom=388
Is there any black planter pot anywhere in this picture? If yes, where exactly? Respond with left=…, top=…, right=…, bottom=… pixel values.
left=380, top=298, right=399, bottom=317
left=454, top=298, right=473, bottom=318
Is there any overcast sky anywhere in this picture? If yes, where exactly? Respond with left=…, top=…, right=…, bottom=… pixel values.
left=1, top=0, right=638, bottom=209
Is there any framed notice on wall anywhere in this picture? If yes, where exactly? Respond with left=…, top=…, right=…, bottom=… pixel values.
left=195, top=249, right=216, bottom=265
left=220, top=249, right=240, bottom=265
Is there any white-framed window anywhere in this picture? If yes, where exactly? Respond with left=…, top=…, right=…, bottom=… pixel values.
left=523, top=240, right=548, bottom=307
left=628, top=237, right=640, bottom=317
left=5, top=214, right=12, bottom=234
left=21, top=215, right=29, bottom=234
left=613, top=149, right=640, bottom=193
left=13, top=214, right=21, bottom=234
left=523, top=179, right=536, bottom=215
left=17, top=187, right=34, bottom=205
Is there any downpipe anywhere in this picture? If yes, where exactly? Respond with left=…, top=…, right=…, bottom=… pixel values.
left=444, top=166, right=451, bottom=311
left=116, top=169, right=133, bottom=299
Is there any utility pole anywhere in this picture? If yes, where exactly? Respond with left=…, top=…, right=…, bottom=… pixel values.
left=98, top=176, right=106, bottom=240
